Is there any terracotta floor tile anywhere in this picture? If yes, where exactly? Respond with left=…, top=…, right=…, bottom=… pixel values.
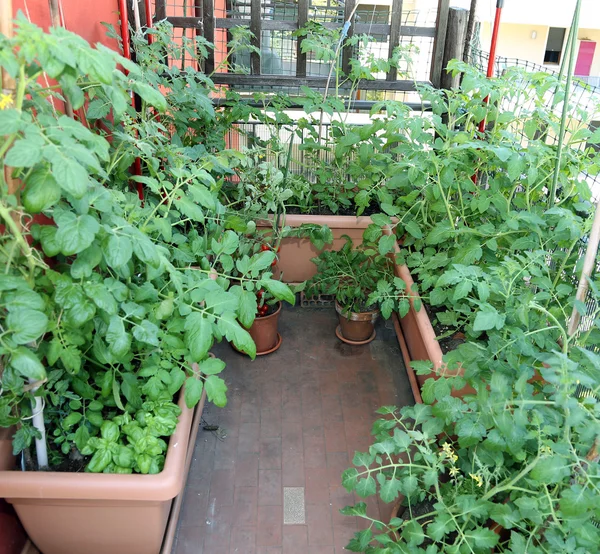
left=261, top=406, right=282, bottom=439
left=281, top=419, right=303, bottom=452
left=282, top=448, right=305, bottom=487
left=236, top=452, right=259, bottom=487
left=174, top=523, right=204, bottom=554
left=303, top=433, right=327, bottom=469
left=212, top=433, right=238, bottom=470
left=238, top=422, right=261, bottom=454
left=324, top=422, right=347, bottom=453
left=282, top=526, right=308, bottom=554
left=233, top=486, right=258, bottom=527
left=230, top=525, right=257, bottom=554
left=203, top=504, right=233, bottom=551
left=257, top=505, right=283, bottom=546
left=306, top=504, right=334, bottom=546
left=258, top=469, right=282, bottom=506
left=326, top=451, right=351, bottom=488
left=308, top=548, right=336, bottom=554
left=259, top=437, right=282, bottom=469
left=209, top=468, right=235, bottom=507
left=174, top=309, right=414, bottom=551
left=305, top=467, right=330, bottom=505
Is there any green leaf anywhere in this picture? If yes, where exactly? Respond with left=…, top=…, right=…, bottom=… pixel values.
left=184, top=313, right=214, bottom=362
left=453, top=280, right=472, bottom=301
left=205, top=375, right=228, bottom=407
left=74, top=425, right=90, bottom=451
left=106, top=315, right=131, bottom=358
left=52, top=156, right=90, bottom=198
left=184, top=377, right=204, bottom=409
left=66, top=299, right=96, bottom=327
left=71, top=245, right=103, bottom=279
left=0, top=109, right=23, bottom=134
left=377, top=473, right=402, bottom=503
left=260, top=279, right=295, bottom=305
left=132, top=234, right=160, bottom=267
left=404, top=221, right=423, bottom=239
left=55, top=213, right=100, bottom=256
left=10, top=347, right=46, bottom=380
left=201, top=357, right=226, bottom=375
left=87, top=448, right=112, bottom=473
left=216, top=313, right=256, bottom=359
left=85, top=283, right=117, bottom=315
left=133, top=320, right=160, bottom=346
left=167, top=367, right=186, bottom=396
left=402, top=520, right=425, bottom=546
left=60, top=346, right=82, bottom=373
left=131, top=82, right=167, bottom=112
left=473, top=306, right=505, bottom=332
left=38, top=225, right=61, bottom=257
left=103, top=234, right=133, bottom=268
left=378, top=234, right=396, bottom=255
left=7, top=308, right=48, bottom=344
left=22, top=168, right=61, bottom=213
left=62, top=412, right=83, bottom=430
left=5, top=137, right=43, bottom=167
left=465, top=528, right=499, bottom=549
left=530, top=455, right=570, bottom=484
left=355, top=474, right=376, bottom=498
left=235, top=288, right=256, bottom=328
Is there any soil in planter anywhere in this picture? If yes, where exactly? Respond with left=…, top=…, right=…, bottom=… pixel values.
left=287, top=204, right=381, bottom=217
left=23, top=448, right=89, bottom=473
left=424, top=305, right=467, bottom=355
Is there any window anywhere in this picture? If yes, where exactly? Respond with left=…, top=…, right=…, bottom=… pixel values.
left=544, top=27, right=566, bottom=64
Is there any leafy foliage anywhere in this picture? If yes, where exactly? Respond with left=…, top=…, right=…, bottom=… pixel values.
left=299, top=235, right=413, bottom=318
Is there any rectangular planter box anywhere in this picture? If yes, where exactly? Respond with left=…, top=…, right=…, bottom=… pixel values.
left=0, top=389, right=206, bottom=554
left=387, top=238, right=475, bottom=401
left=259, top=214, right=379, bottom=283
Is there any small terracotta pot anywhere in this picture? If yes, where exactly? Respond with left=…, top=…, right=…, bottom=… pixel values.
left=248, top=302, right=282, bottom=355
left=335, top=301, right=380, bottom=343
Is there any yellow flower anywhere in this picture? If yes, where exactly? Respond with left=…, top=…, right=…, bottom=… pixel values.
left=449, top=466, right=460, bottom=477
left=469, top=473, right=483, bottom=487
left=0, top=93, right=13, bottom=110
left=442, top=442, right=453, bottom=455
left=451, top=454, right=458, bottom=463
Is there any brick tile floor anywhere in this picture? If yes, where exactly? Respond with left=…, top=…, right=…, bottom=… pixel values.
left=174, top=308, right=414, bottom=554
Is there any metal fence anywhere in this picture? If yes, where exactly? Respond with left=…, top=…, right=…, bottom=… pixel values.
left=468, top=48, right=600, bottom=344
left=156, top=0, right=442, bottom=97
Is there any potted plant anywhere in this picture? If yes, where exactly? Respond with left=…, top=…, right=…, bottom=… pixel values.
left=0, top=20, right=257, bottom=554
left=299, top=236, right=414, bottom=344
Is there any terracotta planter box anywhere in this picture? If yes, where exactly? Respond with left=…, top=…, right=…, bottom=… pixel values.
left=0, top=427, right=28, bottom=554
left=386, top=238, right=475, bottom=402
left=259, top=214, right=380, bottom=283
left=0, top=390, right=206, bottom=554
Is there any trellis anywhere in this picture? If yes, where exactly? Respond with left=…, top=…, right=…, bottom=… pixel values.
left=152, top=0, right=451, bottom=92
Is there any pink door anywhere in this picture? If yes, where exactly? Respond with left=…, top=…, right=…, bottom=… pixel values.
left=575, top=40, right=596, bottom=76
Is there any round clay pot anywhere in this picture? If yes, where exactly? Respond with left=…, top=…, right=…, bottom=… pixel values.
left=335, top=301, right=380, bottom=343
left=248, top=301, right=282, bottom=355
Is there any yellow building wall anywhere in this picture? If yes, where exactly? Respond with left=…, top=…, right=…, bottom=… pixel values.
left=478, top=23, right=600, bottom=77
left=479, top=23, right=550, bottom=66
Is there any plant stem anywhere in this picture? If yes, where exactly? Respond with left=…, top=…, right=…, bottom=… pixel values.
left=549, top=0, right=582, bottom=206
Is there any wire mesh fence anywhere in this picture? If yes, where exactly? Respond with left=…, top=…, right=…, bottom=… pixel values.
left=468, top=48, right=600, bottom=345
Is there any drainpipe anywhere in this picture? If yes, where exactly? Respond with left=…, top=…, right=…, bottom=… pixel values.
left=118, top=0, right=144, bottom=201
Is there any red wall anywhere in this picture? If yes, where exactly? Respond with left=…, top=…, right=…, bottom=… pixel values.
left=12, top=0, right=120, bottom=50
